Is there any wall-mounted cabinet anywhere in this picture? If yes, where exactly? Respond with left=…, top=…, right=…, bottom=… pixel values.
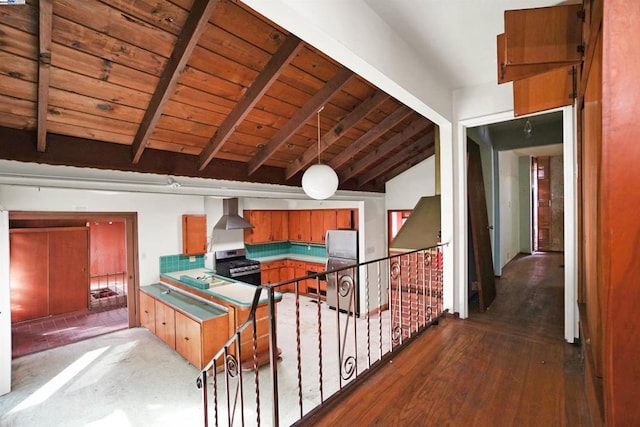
left=244, top=208, right=357, bottom=245
left=182, top=214, right=207, bottom=255
left=244, top=210, right=289, bottom=244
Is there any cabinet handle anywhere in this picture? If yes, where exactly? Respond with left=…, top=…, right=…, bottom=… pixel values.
left=144, top=310, right=148, bottom=314
left=184, top=337, right=189, bottom=341
left=162, top=322, right=166, bottom=325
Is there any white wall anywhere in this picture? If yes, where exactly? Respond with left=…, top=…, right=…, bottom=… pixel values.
left=384, top=156, right=436, bottom=209
left=518, top=156, right=533, bottom=254
left=0, top=209, right=10, bottom=396
left=0, top=186, right=206, bottom=286
left=498, top=151, right=520, bottom=269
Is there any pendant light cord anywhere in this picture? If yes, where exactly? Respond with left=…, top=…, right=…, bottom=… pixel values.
left=317, top=105, right=324, bottom=164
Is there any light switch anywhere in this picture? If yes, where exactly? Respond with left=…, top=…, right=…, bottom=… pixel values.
left=189, top=256, right=195, bottom=262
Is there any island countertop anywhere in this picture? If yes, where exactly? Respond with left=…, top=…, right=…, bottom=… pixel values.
left=160, top=268, right=282, bottom=307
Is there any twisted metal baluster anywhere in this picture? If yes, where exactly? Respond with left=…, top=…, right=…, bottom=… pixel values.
left=252, top=312, right=261, bottom=426
left=315, top=276, right=324, bottom=403
left=377, top=262, right=383, bottom=360
left=365, top=265, right=371, bottom=368
left=295, top=280, right=303, bottom=419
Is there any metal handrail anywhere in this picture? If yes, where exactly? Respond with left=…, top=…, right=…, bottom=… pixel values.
left=197, top=243, right=446, bottom=427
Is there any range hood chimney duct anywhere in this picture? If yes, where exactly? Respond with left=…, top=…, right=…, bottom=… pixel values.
left=213, top=198, right=254, bottom=230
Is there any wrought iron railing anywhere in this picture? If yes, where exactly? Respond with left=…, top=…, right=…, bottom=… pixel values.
left=196, top=244, right=445, bottom=426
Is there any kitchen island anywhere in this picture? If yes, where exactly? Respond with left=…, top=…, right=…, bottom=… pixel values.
left=158, top=268, right=282, bottom=368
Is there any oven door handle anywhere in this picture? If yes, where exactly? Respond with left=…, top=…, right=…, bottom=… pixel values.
left=231, top=270, right=261, bottom=278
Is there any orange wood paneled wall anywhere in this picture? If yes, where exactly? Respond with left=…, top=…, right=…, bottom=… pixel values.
left=600, top=0, right=640, bottom=423
left=89, top=221, right=126, bottom=276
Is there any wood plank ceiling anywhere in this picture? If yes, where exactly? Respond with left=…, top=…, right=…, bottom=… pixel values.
left=0, top=0, right=436, bottom=193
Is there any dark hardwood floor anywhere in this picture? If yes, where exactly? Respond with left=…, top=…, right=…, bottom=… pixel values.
left=304, top=252, right=591, bottom=426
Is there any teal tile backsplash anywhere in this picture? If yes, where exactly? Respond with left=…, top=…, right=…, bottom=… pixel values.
left=245, top=241, right=326, bottom=259
left=160, top=254, right=204, bottom=273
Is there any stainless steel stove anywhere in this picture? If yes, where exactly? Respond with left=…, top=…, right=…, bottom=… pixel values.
left=214, top=248, right=261, bottom=285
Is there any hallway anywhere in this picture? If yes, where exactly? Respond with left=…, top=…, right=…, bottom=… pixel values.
left=305, top=252, right=591, bottom=426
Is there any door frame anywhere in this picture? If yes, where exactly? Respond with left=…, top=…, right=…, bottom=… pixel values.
left=455, top=105, right=578, bottom=342
left=7, top=211, right=139, bottom=328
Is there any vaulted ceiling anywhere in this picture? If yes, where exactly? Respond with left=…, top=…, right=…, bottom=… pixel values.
left=0, top=0, right=437, bottom=193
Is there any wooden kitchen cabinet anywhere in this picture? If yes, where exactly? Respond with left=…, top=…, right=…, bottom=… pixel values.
left=311, top=210, right=337, bottom=243
left=9, top=227, right=89, bottom=323
left=140, top=284, right=229, bottom=369
left=305, top=262, right=327, bottom=298
left=139, top=291, right=156, bottom=334
left=182, top=214, right=207, bottom=255
left=244, top=210, right=289, bottom=244
left=336, top=209, right=356, bottom=229
left=154, top=299, right=176, bottom=348
left=288, top=210, right=311, bottom=241
left=261, top=260, right=285, bottom=285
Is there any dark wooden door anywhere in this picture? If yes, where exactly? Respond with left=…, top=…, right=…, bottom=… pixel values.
left=9, top=230, right=49, bottom=322
left=536, top=156, right=552, bottom=251
left=49, top=228, right=89, bottom=315
left=467, top=140, right=496, bottom=311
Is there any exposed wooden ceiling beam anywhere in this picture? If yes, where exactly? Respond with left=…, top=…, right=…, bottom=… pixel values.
left=37, top=0, right=53, bottom=153
left=341, top=117, right=432, bottom=182
left=327, top=105, right=412, bottom=170
left=374, top=144, right=436, bottom=187
left=247, top=67, right=354, bottom=175
left=285, top=90, right=389, bottom=180
left=199, top=35, right=304, bottom=171
left=358, top=129, right=435, bottom=186
left=131, top=0, right=218, bottom=164
left=0, top=127, right=382, bottom=193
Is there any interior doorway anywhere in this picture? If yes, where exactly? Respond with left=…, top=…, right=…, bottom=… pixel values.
left=8, top=211, right=138, bottom=358
left=532, top=155, right=564, bottom=252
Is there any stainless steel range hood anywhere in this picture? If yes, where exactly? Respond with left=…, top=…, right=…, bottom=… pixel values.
left=213, top=198, right=254, bottom=230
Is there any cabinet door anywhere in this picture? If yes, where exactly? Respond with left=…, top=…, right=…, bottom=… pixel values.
left=322, top=210, right=337, bottom=242
left=182, top=215, right=207, bottom=255
left=336, top=209, right=353, bottom=230
left=175, top=311, right=202, bottom=368
left=262, top=268, right=280, bottom=285
left=9, top=230, right=49, bottom=322
left=155, top=300, right=176, bottom=348
left=139, top=291, right=156, bottom=333
left=49, top=228, right=89, bottom=315
left=244, top=211, right=271, bottom=243
left=270, top=211, right=288, bottom=241
left=288, top=211, right=301, bottom=241
left=298, top=210, right=311, bottom=242
left=310, top=210, right=325, bottom=243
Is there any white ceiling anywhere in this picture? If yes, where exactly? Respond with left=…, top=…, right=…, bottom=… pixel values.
left=364, top=0, right=577, bottom=89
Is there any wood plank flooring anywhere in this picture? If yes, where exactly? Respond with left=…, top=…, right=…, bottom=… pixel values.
left=303, top=253, right=591, bottom=426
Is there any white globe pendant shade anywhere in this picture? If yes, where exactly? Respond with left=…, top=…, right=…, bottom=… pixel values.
left=302, top=164, right=339, bottom=200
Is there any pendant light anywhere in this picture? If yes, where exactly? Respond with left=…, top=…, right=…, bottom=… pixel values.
left=302, top=106, right=339, bottom=200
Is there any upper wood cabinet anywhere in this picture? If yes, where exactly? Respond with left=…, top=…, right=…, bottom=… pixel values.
left=336, top=209, right=356, bottom=230
left=244, top=210, right=289, bottom=244
left=182, top=214, right=207, bottom=255
left=288, top=210, right=311, bottom=242
left=498, top=4, right=582, bottom=116
left=311, top=210, right=337, bottom=243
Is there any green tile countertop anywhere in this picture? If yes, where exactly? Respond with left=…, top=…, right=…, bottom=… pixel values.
left=160, top=269, right=282, bottom=307
left=251, top=254, right=327, bottom=265
left=140, top=283, right=227, bottom=321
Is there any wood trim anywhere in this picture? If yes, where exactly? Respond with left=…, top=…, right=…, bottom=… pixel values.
left=342, top=118, right=432, bottom=182
left=131, top=0, right=219, bottom=164
left=247, top=67, right=354, bottom=175
left=328, top=105, right=413, bottom=170
left=198, top=35, right=304, bottom=171
left=359, top=130, right=435, bottom=186
left=37, top=0, right=52, bottom=153
left=285, top=90, right=390, bottom=179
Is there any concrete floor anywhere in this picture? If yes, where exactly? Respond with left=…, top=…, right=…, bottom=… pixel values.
left=0, top=293, right=391, bottom=426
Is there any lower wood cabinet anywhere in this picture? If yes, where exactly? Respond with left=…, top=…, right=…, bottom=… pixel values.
left=139, top=284, right=228, bottom=369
